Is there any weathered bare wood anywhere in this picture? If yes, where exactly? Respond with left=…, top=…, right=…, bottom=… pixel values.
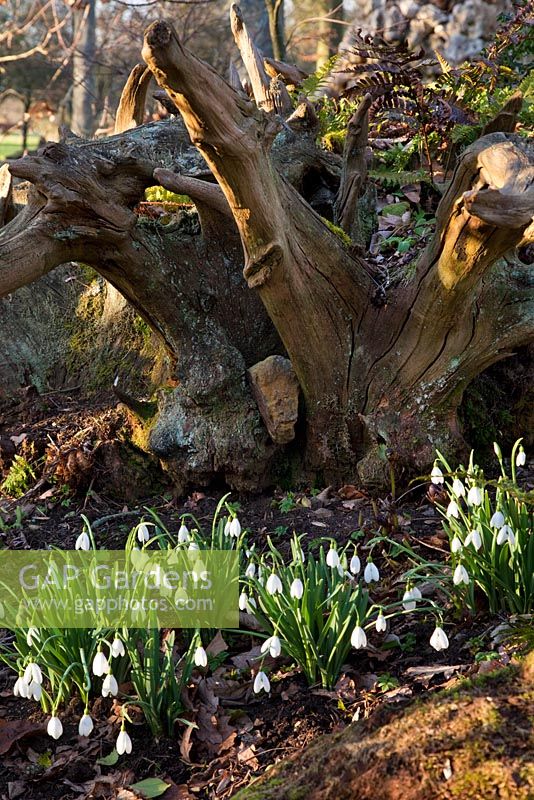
left=264, top=56, right=307, bottom=87
left=114, top=64, right=152, bottom=134
left=481, top=91, right=523, bottom=136
left=153, top=167, right=233, bottom=226
left=334, top=93, right=372, bottom=241
left=0, top=163, right=15, bottom=227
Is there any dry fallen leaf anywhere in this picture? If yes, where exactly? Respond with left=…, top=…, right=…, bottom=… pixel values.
left=0, top=719, right=46, bottom=756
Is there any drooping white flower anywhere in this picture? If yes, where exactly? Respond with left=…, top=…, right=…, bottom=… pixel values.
left=446, top=500, right=460, bottom=519
left=13, top=676, right=29, bottom=698
left=496, top=524, right=515, bottom=546
left=24, top=662, right=42, bottom=685
left=239, top=592, right=249, bottom=611
left=375, top=613, right=387, bottom=633
left=28, top=680, right=42, bottom=701
left=364, top=562, right=379, bottom=583
left=224, top=519, right=232, bottom=537
left=75, top=530, right=91, bottom=551
left=78, top=713, right=94, bottom=737
left=490, top=510, right=505, bottom=529
left=92, top=650, right=110, bottom=677
left=253, top=670, right=271, bottom=694
left=111, top=637, right=125, bottom=658
left=188, top=541, right=200, bottom=551
left=516, top=447, right=526, bottom=467
left=326, top=547, right=340, bottom=569
left=245, top=562, right=256, bottom=579
left=266, top=572, right=283, bottom=595
left=465, top=529, right=482, bottom=551
left=351, top=625, right=367, bottom=649
left=453, top=563, right=469, bottom=585
left=430, top=626, right=449, bottom=651
left=350, top=553, right=361, bottom=575
left=261, top=635, right=281, bottom=658
left=452, top=478, right=465, bottom=498
left=467, top=486, right=483, bottom=506
left=47, top=716, right=63, bottom=740
left=246, top=596, right=257, bottom=610
left=137, top=523, right=150, bottom=543
left=116, top=728, right=132, bottom=755
left=431, top=465, right=444, bottom=485
left=102, top=673, right=119, bottom=698
left=194, top=646, right=208, bottom=668
left=451, top=536, right=463, bottom=554
left=290, top=578, right=304, bottom=599
left=402, top=585, right=422, bottom=612
left=178, top=524, right=190, bottom=543
left=229, top=517, right=241, bottom=538
left=26, top=627, right=39, bottom=648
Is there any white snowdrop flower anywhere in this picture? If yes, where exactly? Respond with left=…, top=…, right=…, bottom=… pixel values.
left=402, top=588, right=417, bottom=612
left=452, top=478, right=465, bottom=497
left=102, top=673, right=119, bottom=698
left=431, top=465, right=444, bottom=485
left=188, top=541, right=200, bottom=551
left=493, top=442, right=502, bottom=459
left=453, top=563, right=469, bottom=585
left=375, top=613, right=387, bottom=633
left=116, top=728, right=132, bottom=755
left=178, top=524, right=190, bottom=543
left=47, top=716, right=63, bottom=740
left=261, top=635, right=281, bottom=658
left=497, top=524, right=515, bottom=546
left=516, top=447, right=526, bottom=467
left=266, top=572, right=283, bottom=595
left=194, top=646, right=208, bottom=668
left=92, top=650, right=110, bottom=677
left=253, top=670, right=271, bottom=694
left=364, top=562, right=379, bottom=583
left=290, top=578, right=304, bottom=599
left=224, top=519, right=232, bottom=537
left=351, top=625, right=367, bottom=650
left=24, top=662, right=42, bottom=685
left=465, top=529, right=482, bottom=551
left=490, top=510, right=505, bottom=529
left=451, top=536, right=463, bottom=554
left=26, top=627, right=39, bottom=648
left=78, top=713, right=94, bottom=737
left=111, top=637, right=125, bottom=658
left=467, top=486, right=483, bottom=506
left=446, top=500, right=460, bottom=519
left=430, top=626, right=449, bottom=651
left=350, top=553, right=361, bottom=575
left=28, top=680, right=42, bottom=701
left=13, top=676, right=29, bottom=698
left=326, top=547, right=340, bottom=569
left=239, top=592, right=249, bottom=611
left=245, top=562, right=256, bottom=579
left=246, top=596, right=257, bottom=611
left=230, top=517, right=241, bottom=538
left=75, top=530, right=91, bottom=551
left=137, top=523, right=150, bottom=543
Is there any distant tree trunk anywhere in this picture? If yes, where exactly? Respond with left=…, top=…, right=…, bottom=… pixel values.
left=316, top=0, right=343, bottom=68
left=71, top=0, right=96, bottom=138
left=264, top=0, right=285, bottom=60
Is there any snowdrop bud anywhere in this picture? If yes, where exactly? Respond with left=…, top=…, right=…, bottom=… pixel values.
left=75, top=531, right=91, bottom=551
left=194, top=646, right=208, bottom=668
left=516, top=447, right=526, bottom=467
left=78, top=713, right=94, bottom=737
left=364, top=562, right=379, bottom=583
left=102, top=673, right=119, bottom=698
left=465, top=529, right=482, bottom=551
left=467, top=486, right=482, bottom=506
left=47, top=716, right=63, bottom=740
left=116, top=728, right=132, bottom=755
left=490, top=510, right=505, bottom=529
left=137, top=523, right=150, bottom=543
left=375, top=613, right=387, bottom=633
left=26, top=627, right=39, bottom=648
left=111, top=638, right=125, bottom=658
left=431, top=465, right=444, bottom=484
left=453, top=563, right=469, bottom=586
left=253, top=670, right=271, bottom=694
left=261, top=635, right=281, bottom=658
left=239, top=592, right=249, bottom=611
left=92, top=650, right=110, bottom=677
left=351, top=625, right=367, bottom=649
left=451, top=536, right=463, bottom=554
left=245, top=562, right=256, bottom=579
left=493, top=442, right=502, bottom=459
left=350, top=553, right=361, bottom=575
left=290, top=578, right=304, bottom=599
left=452, top=478, right=465, bottom=497
left=430, top=626, right=449, bottom=651
left=446, top=500, right=460, bottom=519
left=28, top=680, right=42, bottom=701
left=230, top=517, right=241, bottom=538
left=326, top=547, right=340, bottom=569
left=178, top=524, right=190, bottom=543
left=266, top=573, right=283, bottom=595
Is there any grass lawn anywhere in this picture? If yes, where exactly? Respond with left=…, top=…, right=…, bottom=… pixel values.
left=0, top=132, right=40, bottom=160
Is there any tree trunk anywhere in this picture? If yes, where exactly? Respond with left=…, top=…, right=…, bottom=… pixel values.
left=71, top=0, right=96, bottom=138
left=0, top=9, right=532, bottom=491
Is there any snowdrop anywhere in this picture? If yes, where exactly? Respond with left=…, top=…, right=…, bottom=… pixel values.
left=229, top=517, right=241, bottom=538
left=375, top=612, right=387, bottom=633
left=290, top=578, right=304, bottom=599
left=92, top=649, right=110, bottom=677
left=26, top=627, right=39, bottom=648
left=453, top=563, right=469, bottom=585
left=111, top=637, right=125, bottom=658
left=239, top=592, right=249, bottom=611
left=24, top=662, right=42, bottom=685
left=137, top=523, right=150, bottom=543
left=78, top=713, right=94, bottom=737
left=516, top=447, right=526, bottom=467
left=116, top=727, right=132, bottom=755
left=467, top=486, right=483, bottom=506
left=245, top=562, right=256, bottom=579
left=47, top=716, right=63, bottom=740
left=75, top=530, right=91, bottom=551
left=253, top=670, right=271, bottom=694
left=452, top=477, right=465, bottom=498
left=266, top=572, right=283, bottom=595
left=446, top=500, right=460, bottom=519
left=465, top=529, right=482, bottom=551
left=102, top=673, right=119, bottom=698
left=496, top=524, right=516, bottom=547
left=188, top=541, right=200, bottom=551
left=490, top=510, right=505, bottom=529
left=224, top=519, right=232, bottom=537
left=402, top=585, right=422, bottom=612
left=178, top=523, right=190, bottom=543
left=28, top=680, right=42, bottom=701
left=430, top=626, right=449, bottom=651
left=261, top=635, right=281, bottom=658
left=431, top=465, right=444, bottom=484
left=13, top=675, right=29, bottom=698
left=351, top=625, right=367, bottom=649
left=364, top=561, right=379, bottom=583
left=350, top=552, right=361, bottom=575
left=194, top=646, right=208, bottom=668
left=451, top=535, right=463, bottom=554
left=326, top=547, right=340, bottom=569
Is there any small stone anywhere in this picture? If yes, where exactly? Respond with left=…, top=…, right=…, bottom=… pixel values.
left=247, top=356, right=300, bottom=444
